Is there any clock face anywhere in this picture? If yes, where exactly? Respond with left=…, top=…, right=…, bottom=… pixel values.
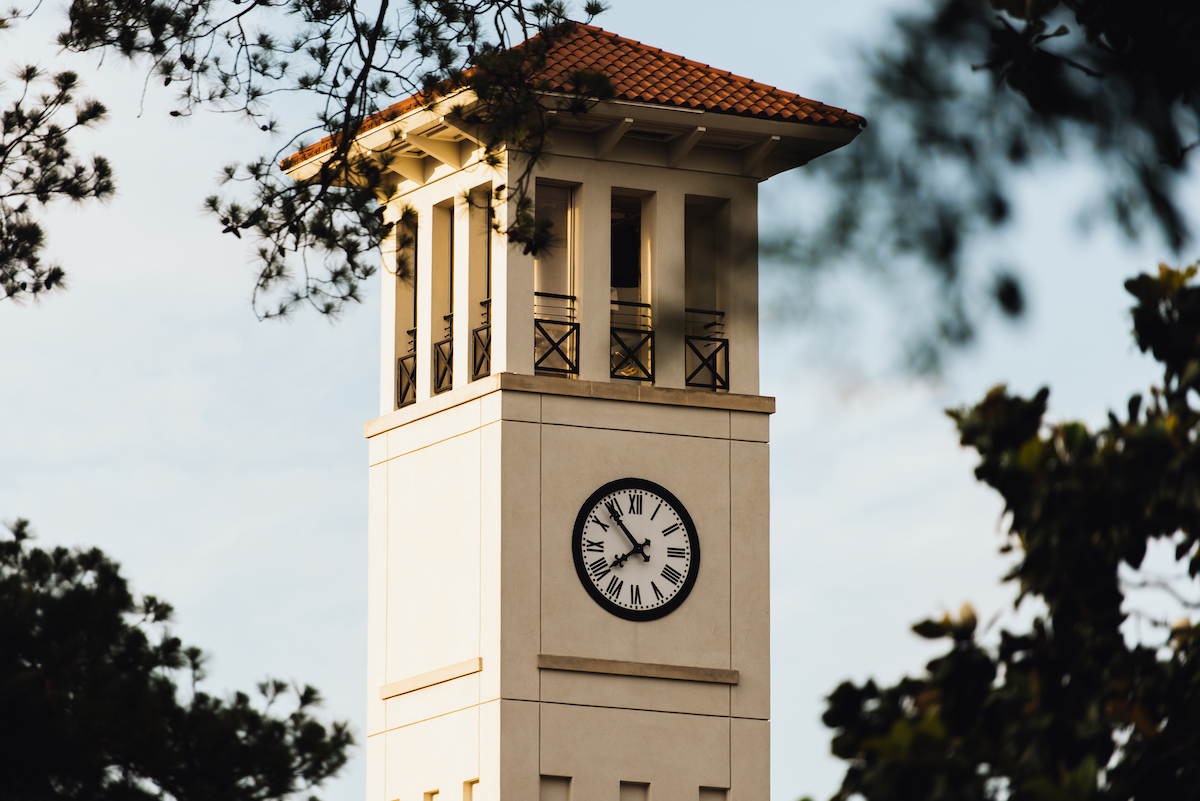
left=571, top=478, right=700, bottom=621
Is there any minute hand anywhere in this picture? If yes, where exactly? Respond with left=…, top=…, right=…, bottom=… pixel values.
left=605, top=501, right=651, bottom=563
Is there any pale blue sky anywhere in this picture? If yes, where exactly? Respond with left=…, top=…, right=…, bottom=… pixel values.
left=1, top=2, right=1193, bottom=800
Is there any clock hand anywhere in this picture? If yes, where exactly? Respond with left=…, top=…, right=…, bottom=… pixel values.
left=604, top=501, right=651, bottom=564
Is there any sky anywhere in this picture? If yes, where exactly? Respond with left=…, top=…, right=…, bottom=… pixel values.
left=1, top=1, right=1195, bottom=800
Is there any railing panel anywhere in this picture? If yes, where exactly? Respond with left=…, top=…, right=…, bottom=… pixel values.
left=535, top=292, right=579, bottom=376
left=396, top=354, right=417, bottom=408
left=684, top=308, right=728, bottom=391
left=610, top=328, right=654, bottom=381
left=472, top=325, right=491, bottom=381
left=471, top=299, right=491, bottom=381
left=534, top=319, right=579, bottom=375
left=684, top=336, right=728, bottom=390
left=433, top=337, right=454, bottom=394
left=610, top=299, right=653, bottom=382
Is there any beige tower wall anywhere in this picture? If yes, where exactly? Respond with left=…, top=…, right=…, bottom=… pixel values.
left=365, top=376, right=770, bottom=801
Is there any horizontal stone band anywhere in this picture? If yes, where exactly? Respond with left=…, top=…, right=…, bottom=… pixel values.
left=537, top=654, right=739, bottom=685
left=380, top=657, right=482, bottom=700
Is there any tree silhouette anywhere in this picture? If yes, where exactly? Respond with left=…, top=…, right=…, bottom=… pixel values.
left=820, top=264, right=1200, bottom=800
left=1, top=62, right=112, bottom=302
left=0, top=518, right=352, bottom=801
left=1, top=1, right=609, bottom=316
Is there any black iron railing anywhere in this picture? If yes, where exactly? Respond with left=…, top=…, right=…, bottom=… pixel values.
left=684, top=308, right=728, bottom=391
left=472, top=299, right=491, bottom=381
left=396, top=326, right=417, bottom=408
left=610, top=299, right=653, bottom=382
left=534, top=292, right=579, bottom=376
left=433, top=313, right=453, bottom=395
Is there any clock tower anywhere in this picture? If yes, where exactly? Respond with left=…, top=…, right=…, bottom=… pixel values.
left=284, top=24, right=863, bottom=801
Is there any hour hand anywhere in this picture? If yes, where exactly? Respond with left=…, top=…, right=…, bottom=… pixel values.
left=611, top=543, right=651, bottom=569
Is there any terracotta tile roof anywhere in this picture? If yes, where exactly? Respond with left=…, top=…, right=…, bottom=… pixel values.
left=539, top=24, right=865, bottom=128
left=282, top=23, right=865, bottom=170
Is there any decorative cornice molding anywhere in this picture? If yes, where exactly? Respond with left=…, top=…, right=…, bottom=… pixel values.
left=537, top=653, right=739, bottom=685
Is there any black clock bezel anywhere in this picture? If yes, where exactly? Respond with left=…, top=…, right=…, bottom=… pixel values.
left=571, top=477, right=701, bottom=622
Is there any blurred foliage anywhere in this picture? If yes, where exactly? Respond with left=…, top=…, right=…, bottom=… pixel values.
left=820, top=264, right=1200, bottom=800
left=775, top=0, right=1200, bottom=372
left=0, top=519, right=352, bottom=800
left=0, top=0, right=609, bottom=316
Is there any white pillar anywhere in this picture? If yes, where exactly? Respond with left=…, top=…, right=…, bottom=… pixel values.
left=414, top=200, right=434, bottom=401
left=728, top=183, right=760, bottom=395
left=452, top=194, right=472, bottom=389
left=577, top=177, right=611, bottom=382
left=650, top=190, right=686, bottom=388
left=378, top=213, right=400, bottom=415
left=494, top=167, right=535, bottom=376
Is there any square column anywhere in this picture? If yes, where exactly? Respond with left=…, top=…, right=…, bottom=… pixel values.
left=452, top=194, right=472, bottom=389
left=649, top=190, right=686, bottom=389
left=727, top=184, right=759, bottom=395
left=414, top=200, right=435, bottom=402
left=577, top=177, right=611, bottom=382
left=379, top=210, right=402, bottom=414
left=493, top=178, right=535, bottom=376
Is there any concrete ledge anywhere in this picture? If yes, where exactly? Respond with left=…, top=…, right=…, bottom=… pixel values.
left=365, top=373, right=774, bottom=438
left=537, top=654, right=739, bottom=685
left=379, top=657, right=482, bottom=700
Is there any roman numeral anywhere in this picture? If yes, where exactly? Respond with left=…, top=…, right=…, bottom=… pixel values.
left=589, top=557, right=610, bottom=581
left=630, top=584, right=642, bottom=606
left=667, top=547, right=686, bottom=558
left=590, top=516, right=609, bottom=531
left=605, top=575, right=624, bottom=599
left=650, top=501, right=662, bottom=520
left=661, top=565, right=683, bottom=585
left=627, top=494, right=642, bottom=515
left=651, top=581, right=664, bottom=601
left=661, top=523, right=681, bottom=536
left=584, top=538, right=605, bottom=553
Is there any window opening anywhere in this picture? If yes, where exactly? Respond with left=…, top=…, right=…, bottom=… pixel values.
left=610, top=193, right=652, bottom=381
left=534, top=184, right=578, bottom=375
left=432, top=202, right=454, bottom=394
left=395, top=218, right=418, bottom=408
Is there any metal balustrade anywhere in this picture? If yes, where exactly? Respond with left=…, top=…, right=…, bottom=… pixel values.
left=534, top=292, right=579, bottom=376
left=396, top=327, right=417, bottom=408
left=610, top=300, right=654, bottom=382
left=472, top=299, right=491, bottom=381
left=684, top=308, right=728, bottom=391
left=433, top=314, right=453, bottom=395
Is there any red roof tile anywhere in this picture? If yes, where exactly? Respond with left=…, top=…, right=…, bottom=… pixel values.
left=282, top=23, right=865, bottom=170
left=538, top=24, right=864, bottom=127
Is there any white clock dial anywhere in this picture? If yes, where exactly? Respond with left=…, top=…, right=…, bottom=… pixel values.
left=571, top=478, right=700, bottom=621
